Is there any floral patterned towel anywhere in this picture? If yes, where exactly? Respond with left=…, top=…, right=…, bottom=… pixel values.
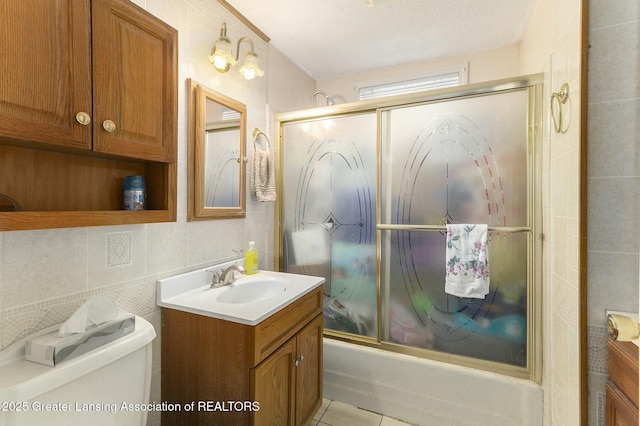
left=445, top=224, right=490, bottom=299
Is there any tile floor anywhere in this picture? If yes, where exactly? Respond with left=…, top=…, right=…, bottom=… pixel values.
left=312, top=398, right=414, bottom=426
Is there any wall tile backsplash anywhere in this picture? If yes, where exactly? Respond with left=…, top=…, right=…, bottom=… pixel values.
left=1, top=272, right=157, bottom=349
left=106, top=231, right=133, bottom=268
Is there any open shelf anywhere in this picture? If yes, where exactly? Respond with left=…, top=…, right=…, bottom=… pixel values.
left=0, top=143, right=176, bottom=231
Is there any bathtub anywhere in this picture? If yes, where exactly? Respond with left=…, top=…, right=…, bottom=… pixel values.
left=323, top=338, right=543, bottom=426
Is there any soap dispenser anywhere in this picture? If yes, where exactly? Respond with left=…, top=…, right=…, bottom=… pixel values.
left=245, top=241, right=258, bottom=275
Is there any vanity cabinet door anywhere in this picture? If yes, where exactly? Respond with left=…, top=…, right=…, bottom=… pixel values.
left=252, top=338, right=296, bottom=426
left=606, top=340, right=638, bottom=425
left=295, top=314, right=323, bottom=426
left=251, top=314, right=323, bottom=426
left=0, top=0, right=92, bottom=150
left=91, top=0, right=177, bottom=163
left=606, top=382, right=638, bottom=426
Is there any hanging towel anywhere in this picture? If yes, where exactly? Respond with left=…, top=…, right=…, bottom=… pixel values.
left=250, top=148, right=276, bottom=202
left=445, top=224, right=490, bottom=299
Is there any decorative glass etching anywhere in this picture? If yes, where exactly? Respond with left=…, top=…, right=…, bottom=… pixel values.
left=282, top=113, right=378, bottom=338
left=279, top=81, right=539, bottom=374
left=204, top=128, right=240, bottom=207
left=380, top=89, right=529, bottom=366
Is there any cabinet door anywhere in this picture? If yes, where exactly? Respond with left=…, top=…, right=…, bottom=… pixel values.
left=252, top=338, right=296, bottom=426
left=606, top=382, right=638, bottom=426
left=91, top=0, right=177, bottom=162
left=0, top=0, right=92, bottom=149
left=295, top=314, right=323, bottom=426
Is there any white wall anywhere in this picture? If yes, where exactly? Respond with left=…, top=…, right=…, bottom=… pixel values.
left=316, top=44, right=521, bottom=104
left=0, top=2, right=273, bottom=426
left=266, top=45, right=317, bottom=114
left=520, top=0, right=584, bottom=425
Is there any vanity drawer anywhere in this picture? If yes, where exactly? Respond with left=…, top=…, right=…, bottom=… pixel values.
left=250, top=286, right=322, bottom=366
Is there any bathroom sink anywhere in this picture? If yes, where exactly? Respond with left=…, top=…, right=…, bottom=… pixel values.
left=156, top=259, right=324, bottom=325
left=217, top=277, right=288, bottom=304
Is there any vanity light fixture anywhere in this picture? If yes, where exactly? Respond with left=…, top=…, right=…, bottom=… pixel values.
left=208, top=22, right=264, bottom=80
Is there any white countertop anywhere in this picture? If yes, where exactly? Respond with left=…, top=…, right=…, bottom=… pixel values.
left=157, top=260, right=324, bottom=326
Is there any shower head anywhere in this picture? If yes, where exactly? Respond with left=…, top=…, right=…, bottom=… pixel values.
left=310, top=90, right=335, bottom=107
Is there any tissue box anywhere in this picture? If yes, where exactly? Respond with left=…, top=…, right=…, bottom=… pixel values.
left=25, top=313, right=135, bottom=366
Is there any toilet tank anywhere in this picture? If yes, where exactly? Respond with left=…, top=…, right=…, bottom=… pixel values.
left=0, top=315, right=156, bottom=426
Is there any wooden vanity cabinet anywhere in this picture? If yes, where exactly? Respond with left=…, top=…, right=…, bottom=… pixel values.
left=161, top=286, right=323, bottom=426
left=0, top=0, right=177, bottom=230
left=251, top=314, right=323, bottom=426
left=605, top=339, right=638, bottom=426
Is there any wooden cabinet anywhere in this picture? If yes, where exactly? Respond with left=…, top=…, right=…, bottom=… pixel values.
left=0, top=0, right=177, bottom=230
left=252, top=315, right=323, bottom=426
left=0, top=0, right=93, bottom=150
left=91, top=0, right=176, bottom=162
left=606, top=339, right=638, bottom=426
left=161, top=286, right=323, bottom=426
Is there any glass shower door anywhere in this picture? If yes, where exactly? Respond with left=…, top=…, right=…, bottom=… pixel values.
left=281, top=113, right=378, bottom=338
left=277, top=76, right=542, bottom=378
left=379, top=89, right=531, bottom=367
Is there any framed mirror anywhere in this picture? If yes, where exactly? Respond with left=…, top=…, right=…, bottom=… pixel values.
left=187, top=79, right=246, bottom=219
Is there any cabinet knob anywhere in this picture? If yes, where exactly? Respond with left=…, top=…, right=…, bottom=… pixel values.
left=293, top=355, right=304, bottom=366
left=102, top=120, right=117, bottom=133
left=75, top=112, right=91, bottom=126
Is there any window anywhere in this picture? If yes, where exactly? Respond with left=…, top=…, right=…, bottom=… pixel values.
left=356, top=64, right=468, bottom=101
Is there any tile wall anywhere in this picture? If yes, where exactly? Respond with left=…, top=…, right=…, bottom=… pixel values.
left=586, top=1, right=640, bottom=425
left=545, top=2, right=583, bottom=421
left=519, top=0, right=585, bottom=423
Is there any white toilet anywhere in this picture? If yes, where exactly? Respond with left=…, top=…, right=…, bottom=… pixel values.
left=0, top=316, right=156, bottom=426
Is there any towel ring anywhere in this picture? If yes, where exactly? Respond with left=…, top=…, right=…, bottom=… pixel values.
left=550, top=83, right=571, bottom=134
left=252, top=128, right=271, bottom=150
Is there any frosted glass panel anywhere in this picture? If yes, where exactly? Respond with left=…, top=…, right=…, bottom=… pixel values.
left=381, top=90, right=528, bottom=226
left=381, top=230, right=528, bottom=366
left=380, top=89, right=530, bottom=366
left=204, top=129, right=240, bottom=207
left=282, top=113, right=377, bottom=338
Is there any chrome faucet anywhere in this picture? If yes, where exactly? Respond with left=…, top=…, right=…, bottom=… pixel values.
left=220, top=263, right=246, bottom=285
left=206, top=269, right=221, bottom=288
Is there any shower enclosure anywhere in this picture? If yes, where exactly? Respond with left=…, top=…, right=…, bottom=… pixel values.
left=276, top=75, right=542, bottom=379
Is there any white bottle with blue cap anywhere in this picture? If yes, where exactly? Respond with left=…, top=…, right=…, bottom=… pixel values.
left=124, top=175, right=146, bottom=210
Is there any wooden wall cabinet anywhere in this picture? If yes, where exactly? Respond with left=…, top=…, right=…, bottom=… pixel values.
left=0, top=0, right=177, bottom=230
left=161, top=287, right=323, bottom=426
left=605, top=339, right=638, bottom=426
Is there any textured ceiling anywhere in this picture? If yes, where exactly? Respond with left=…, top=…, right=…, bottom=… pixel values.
left=225, top=0, right=536, bottom=81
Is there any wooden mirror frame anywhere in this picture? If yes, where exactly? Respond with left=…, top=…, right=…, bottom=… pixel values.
left=187, top=78, right=246, bottom=220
